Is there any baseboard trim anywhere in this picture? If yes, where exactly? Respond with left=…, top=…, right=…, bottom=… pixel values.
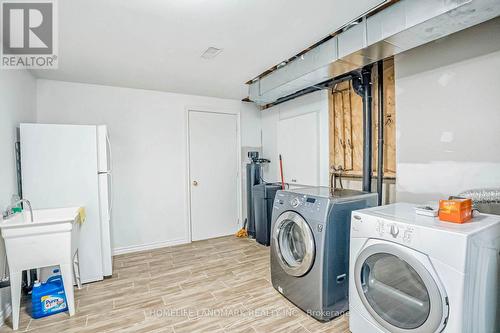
left=0, top=304, right=12, bottom=328
left=113, top=238, right=189, bottom=256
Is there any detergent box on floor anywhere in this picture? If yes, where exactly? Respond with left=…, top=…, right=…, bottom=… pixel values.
left=31, top=275, right=68, bottom=319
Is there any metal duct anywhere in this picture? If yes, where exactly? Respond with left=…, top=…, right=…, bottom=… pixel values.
left=248, top=0, right=500, bottom=105
left=457, top=188, right=500, bottom=215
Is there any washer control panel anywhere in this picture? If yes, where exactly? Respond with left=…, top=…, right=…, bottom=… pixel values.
left=290, top=197, right=301, bottom=208
left=274, top=193, right=327, bottom=220
left=288, top=195, right=324, bottom=214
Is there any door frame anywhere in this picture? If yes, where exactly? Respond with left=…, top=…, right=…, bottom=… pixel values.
left=185, top=107, right=242, bottom=243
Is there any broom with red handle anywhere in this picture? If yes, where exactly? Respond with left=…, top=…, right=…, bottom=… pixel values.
left=279, top=154, right=285, bottom=190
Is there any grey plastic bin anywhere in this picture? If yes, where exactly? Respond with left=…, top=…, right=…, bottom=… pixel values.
left=252, top=183, right=282, bottom=246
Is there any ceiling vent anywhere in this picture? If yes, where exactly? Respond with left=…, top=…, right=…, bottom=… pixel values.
left=248, top=0, right=500, bottom=106
left=201, top=47, right=222, bottom=59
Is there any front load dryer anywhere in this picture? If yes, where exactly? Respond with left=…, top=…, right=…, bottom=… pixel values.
left=349, top=203, right=500, bottom=333
left=270, top=187, right=377, bottom=321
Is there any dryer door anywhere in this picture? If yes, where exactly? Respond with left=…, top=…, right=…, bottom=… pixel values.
left=354, top=243, right=448, bottom=333
left=272, top=211, right=315, bottom=277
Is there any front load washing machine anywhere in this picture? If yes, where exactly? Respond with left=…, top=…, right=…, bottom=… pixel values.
left=349, top=203, right=500, bottom=333
left=270, top=187, right=377, bottom=321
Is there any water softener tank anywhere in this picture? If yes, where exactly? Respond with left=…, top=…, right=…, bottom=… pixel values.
left=246, top=152, right=270, bottom=238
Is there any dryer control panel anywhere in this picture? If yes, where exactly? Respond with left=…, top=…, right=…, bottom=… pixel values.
left=352, top=213, right=416, bottom=246
left=375, top=219, right=415, bottom=244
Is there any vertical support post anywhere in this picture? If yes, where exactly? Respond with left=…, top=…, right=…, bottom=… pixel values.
left=377, top=60, right=385, bottom=205
left=361, top=65, right=373, bottom=193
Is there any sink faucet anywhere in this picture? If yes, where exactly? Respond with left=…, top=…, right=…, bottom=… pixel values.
left=2, top=199, right=34, bottom=222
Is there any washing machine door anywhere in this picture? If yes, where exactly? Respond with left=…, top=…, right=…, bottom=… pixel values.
left=272, top=211, right=315, bottom=277
left=354, top=243, right=448, bottom=333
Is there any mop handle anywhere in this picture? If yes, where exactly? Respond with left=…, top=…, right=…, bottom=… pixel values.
left=279, top=154, right=285, bottom=190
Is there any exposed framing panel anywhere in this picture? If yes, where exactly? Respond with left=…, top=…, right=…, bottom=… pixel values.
left=329, top=58, right=396, bottom=179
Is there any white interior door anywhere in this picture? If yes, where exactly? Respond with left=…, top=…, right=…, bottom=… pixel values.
left=189, top=111, right=239, bottom=241
left=277, top=112, right=319, bottom=186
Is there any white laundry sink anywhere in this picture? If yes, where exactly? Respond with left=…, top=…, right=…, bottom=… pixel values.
left=0, top=207, right=82, bottom=330
left=0, top=206, right=82, bottom=279
left=1, top=207, right=81, bottom=236
left=1, top=208, right=82, bottom=264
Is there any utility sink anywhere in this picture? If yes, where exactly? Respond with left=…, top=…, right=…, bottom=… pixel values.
left=0, top=207, right=82, bottom=330
left=1, top=207, right=81, bottom=236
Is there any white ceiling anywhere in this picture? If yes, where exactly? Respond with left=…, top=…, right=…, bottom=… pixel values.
left=33, top=0, right=385, bottom=99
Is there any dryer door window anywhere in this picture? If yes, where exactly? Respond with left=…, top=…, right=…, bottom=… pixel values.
left=354, top=244, right=447, bottom=333
left=273, top=211, right=315, bottom=277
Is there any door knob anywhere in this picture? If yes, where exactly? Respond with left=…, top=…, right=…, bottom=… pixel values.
left=192, top=180, right=198, bottom=186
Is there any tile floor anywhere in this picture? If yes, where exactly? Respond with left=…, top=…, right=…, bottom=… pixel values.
left=0, top=236, right=349, bottom=333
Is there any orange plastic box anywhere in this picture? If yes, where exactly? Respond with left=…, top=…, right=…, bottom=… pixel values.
left=439, top=198, right=472, bottom=223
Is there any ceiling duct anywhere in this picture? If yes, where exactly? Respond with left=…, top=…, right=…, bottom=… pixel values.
left=248, top=0, right=500, bottom=106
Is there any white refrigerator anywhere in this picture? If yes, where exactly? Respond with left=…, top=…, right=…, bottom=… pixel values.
left=20, top=123, right=113, bottom=283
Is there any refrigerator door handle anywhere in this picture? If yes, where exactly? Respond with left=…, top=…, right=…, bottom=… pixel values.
left=108, top=172, right=113, bottom=219
left=106, top=132, right=113, bottom=173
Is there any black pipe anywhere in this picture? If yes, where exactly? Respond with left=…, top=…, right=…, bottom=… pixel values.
left=352, top=73, right=364, bottom=97
left=266, top=72, right=355, bottom=108
left=377, top=61, right=384, bottom=205
left=361, top=65, right=373, bottom=193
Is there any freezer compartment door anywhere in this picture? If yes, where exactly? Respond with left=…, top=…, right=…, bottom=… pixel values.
left=97, top=125, right=112, bottom=173
left=98, top=172, right=113, bottom=276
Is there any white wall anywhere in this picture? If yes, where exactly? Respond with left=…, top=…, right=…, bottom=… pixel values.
left=239, top=102, right=262, bottom=222
left=0, top=70, right=37, bottom=321
left=36, top=80, right=261, bottom=253
left=240, top=102, right=262, bottom=148
left=261, top=90, right=329, bottom=186
left=395, top=18, right=500, bottom=202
